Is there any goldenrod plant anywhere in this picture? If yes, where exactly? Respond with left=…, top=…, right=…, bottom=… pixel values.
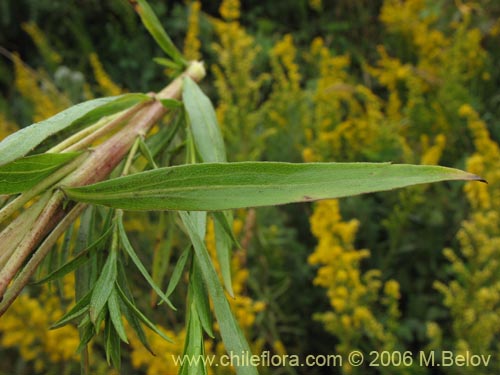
left=0, top=1, right=488, bottom=375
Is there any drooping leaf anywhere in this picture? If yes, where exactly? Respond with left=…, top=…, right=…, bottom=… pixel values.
left=108, top=287, right=129, bottom=343
left=165, top=245, right=191, bottom=297
left=117, top=259, right=154, bottom=354
left=0, top=94, right=148, bottom=166
left=180, top=211, right=257, bottom=375
left=213, top=212, right=235, bottom=297
left=138, top=137, right=159, bottom=169
left=90, top=246, right=118, bottom=324
left=0, top=152, right=80, bottom=194
left=134, top=0, right=185, bottom=66
left=105, top=319, right=122, bottom=369
left=181, top=301, right=207, bottom=375
left=117, top=217, right=176, bottom=310
left=183, top=77, right=226, bottom=163
left=116, top=283, right=173, bottom=343
left=34, top=226, right=112, bottom=285
left=191, top=259, right=214, bottom=338
left=51, top=289, right=92, bottom=329
left=63, top=162, right=483, bottom=211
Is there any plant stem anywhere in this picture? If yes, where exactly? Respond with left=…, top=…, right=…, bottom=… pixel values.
left=0, top=202, right=87, bottom=315
left=0, top=193, right=51, bottom=269
left=0, top=190, right=66, bottom=299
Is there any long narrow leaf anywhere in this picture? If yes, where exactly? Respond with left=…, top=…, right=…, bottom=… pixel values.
left=180, top=212, right=257, bottom=375
left=214, top=212, right=235, bottom=297
left=51, top=289, right=92, bottom=329
left=191, top=259, right=214, bottom=338
left=134, top=0, right=185, bottom=65
left=165, top=245, right=191, bottom=297
left=0, top=153, right=80, bottom=194
left=116, top=283, right=173, bottom=343
left=183, top=77, right=226, bottom=163
left=0, top=94, right=145, bottom=166
left=64, top=162, right=483, bottom=211
left=90, top=246, right=117, bottom=324
left=117, top=217, right=176, bottom=310
left=34, top=226, right=112, bottom=285
left=108, top=287, right=129, bottom=343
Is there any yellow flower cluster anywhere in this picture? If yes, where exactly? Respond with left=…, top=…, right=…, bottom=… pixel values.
left=429, top=104, right=500, bottom=371
left=129, top=327, right=188, bottom=375
left=0, top=275, right=80, bottom=372
left=219, top=0, right=240, bottom=21
left=13, top=54, right=67, bottom=122
left=210, top=0, right=270, bottom=160
left=0, top=112, right=18, bottom=141
left=22, top=22, right=62, bottom=67
left=308, top=0, right=322, bottom=11
left=420, top=133, right=446, bottom=165
left=89, top=52, right=123, bottom=96
left=183, top=1, right=202, bottom=61
left=308, top=200, right=400, bottom=371
left=308, top=41, right=394, bottom=162
left=459, top=104, right=500, bottom=210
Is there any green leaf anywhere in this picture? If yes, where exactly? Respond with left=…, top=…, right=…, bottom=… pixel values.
left=134, top=0, right=185, bottom=66
left=105, top=316, right=122, bottom=370
left=116, top=283, right=173, bottom=343
left=181, top=301, right=207, bottom=375
left=213, top=212, right=235, bottom=297
left=180, top=211, right=257, bottom=375
left=153, top=57, right=180, bottom=69
left=165, top=245, right=191, bottom=297
left=108, top=287, right=129, bottom=343
left=159, top=98, right=183, bottom=109
left=90, top=245, right=118, bottom=324
left=63, top=162, right=483, bottom=211
left=51, top=289, right=92, bottom=329
left=76, top=320, right=96, bottom=354
left=0, top=152, right=80, bottom=194
left=0, top=95, right=143, bottom=166
left=138, top=137, right=158, bottom=169
left=191, top=259, right=214, bottom=338
left=117, top=259, right=154, bottom=354
left=70, top=93, right=151, bottom=130
left=117, top=217, right=176, bottom=310
left=34, top=226, right=112, bottom=285
left=183, top=77, right=226, bottom=163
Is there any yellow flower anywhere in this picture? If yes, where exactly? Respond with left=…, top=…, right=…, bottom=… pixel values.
left=89, top=53, right=122, bottom=96
left=183, top=1, right=202, bottom=60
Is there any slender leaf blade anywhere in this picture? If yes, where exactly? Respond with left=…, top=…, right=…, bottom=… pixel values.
left=90, top=248, right=117, bottom=324
left=108, top=287, right=129, bottom=343
left=214, top=212, right=235, bottom=297
left=117, top=218, right=176, bottom=310
left=51, top=290, right=92, bottom=329
left=116, top=283, right=173, bottom=343
left=180, top=211, right=257, bottom=375
left=63, top=162, right=483, bottom=211
left=0, top=153, right=80, bottom=194
left=34, top=226, right=112, bottom=285
left=134, top=0, right=185, bottom=65
left=191, top=259, right=214, bottom=338
left=0, top=95, right=142, bottom=166
left=183, top=77, right=226, bottom=163
left=165, top=245, right=191, bottom=297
